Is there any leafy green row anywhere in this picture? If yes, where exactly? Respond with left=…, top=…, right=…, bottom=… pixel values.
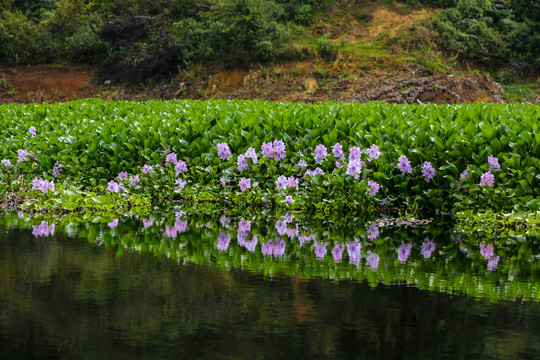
left=0, top=99, right=539, bottom=213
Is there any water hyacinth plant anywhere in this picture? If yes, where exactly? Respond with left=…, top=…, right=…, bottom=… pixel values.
left=0, top=99, right=538, bottom=215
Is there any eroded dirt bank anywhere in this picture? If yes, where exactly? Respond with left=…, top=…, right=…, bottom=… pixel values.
left=0, top=63, right=517, bottom=105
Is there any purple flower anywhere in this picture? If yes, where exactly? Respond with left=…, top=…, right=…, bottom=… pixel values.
left=367, top=223, right=379, bottom=240
left=275, top=220, right=287, bottom=235
left=175, top=160, right=188, bottom=175
left=261, top=142, right=274, bottom=158
left=284, top=214, right=294, bottom=223
left=32, top=177, right=54, bottom=194
left=397, top=155, right=412, bottom=175
left=53, top=162, right=62, bottom=176
left=175, top=211, right=187, bottom=219
left=117, top=172, right=128, bottom=180
left=220, top=177, right=230, bottom=188
left=129, top=174, right=140, bottom=186
left=397, top=243, right=412, bottom=262
left=349, top=146, right=362, bottom=161
left=488, top=155, right=500, bottom=170
left=175, top=178, right=186, bottom=190
left=460, top=247, right=468, bottom=253
left=217, top=143, right=233, bottom=161
left=346, top=159, right=364, bottom=179
left=284, top=195, right=294, bottom=204
left=366, top=251, right=380, bottom=270
left=487, top=256, right=500, bottom=271
left=1, top=159, right=10, bottom=167
left=107, top=180, right=122, bottom=193
left=142, top=164, right=153, bottom=174
left=421, top=161, right=436, bottom=183
left=286, top=225, right=299, bottom=238
left=238, top=218, right=251, bottom=232
left=217, top=233, right=231, bottom=251
left=479, top=171, right=495, bottom=187
left=480, top=243, right=494, bottom=259
left=314, top=144, right=328, bottom=163
left=17, top=149, right=33, bottom=163
left=298, top=159, right=307, bottom=169
left=287, top=176, right=299, bottom=190
left=460, top=171, right=468, bottom=179
left=367, top=180, right=380, bottom=197
left=108, top=218, right=119, bottom=229
left=421, top=238, right=436, bottom=259
left=347, top=241, right=362, bottom=264
left=276, top=175, right=287, bottom=190
left=305, top=167, right=325, bottom=177
left=244, top=147, right=258, bottom=164
left=273, top=140, right=286, bottom=161
left=332, top=243, right=345, bottom=262
left=142, top=219, right=153, bottom=228
left=166, top=152, right=178, bottom=164
left=314, top=241, right=328, bottom=259
left=237, top=154, right=249, bottom=172
left=366, top=144, right=380, bottom=162
left=239, top=177, right=251, bottom=191
left=29, top=126, right=37, bottom=137
left=220, top=215, right=230, bottom=225
left=332, top=143, right=345, bottom=161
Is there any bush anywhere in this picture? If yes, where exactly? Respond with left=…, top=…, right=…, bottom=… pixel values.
left=315, top=35, right=339, bottom=61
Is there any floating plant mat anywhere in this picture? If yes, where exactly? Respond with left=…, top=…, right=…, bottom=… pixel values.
left=1, top=100, right=539, bottom=215
left=3, top=209, right=540, bottom=302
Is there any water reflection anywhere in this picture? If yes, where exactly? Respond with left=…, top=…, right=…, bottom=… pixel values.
left=3, top=210, right=540, bottom=301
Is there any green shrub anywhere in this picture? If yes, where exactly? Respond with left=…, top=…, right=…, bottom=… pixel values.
left=315, top=35, right=339, bottom=61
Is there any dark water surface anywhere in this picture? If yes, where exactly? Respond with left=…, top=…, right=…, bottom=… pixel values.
left=1, top=215, right=540, bottom=359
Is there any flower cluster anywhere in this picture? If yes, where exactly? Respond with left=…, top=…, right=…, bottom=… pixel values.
left=32, top=177, right=55, bottom=194
left=261, top=140, right=286, bottom=161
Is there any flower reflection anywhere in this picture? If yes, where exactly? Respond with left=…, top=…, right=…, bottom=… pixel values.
left=238, top=218, right=251, bottom=232
left=298, top=234, right=313, bottom=247
left=273, top=238, right=286, bottom=257
left=480, top=243, right=494, bottom=259
left=32, top=221, right=55, bottom=237
left=237, top=231, right=249, bottom=246
left=217, top=233, right=231, bottom=251
left=164, top=220, right=188, bottom=238
left=261, top=241, right=274, bottom=256
left=347, top=241, right=362, bottom=265
left=108, top=219, right=119, bottom=229
left=366, top=251, right=379, bottom=270
left=397, top=243, right=412, bottom=262
left=142, top=218, right=153, bottom=228
left=314, top=241, right=327, bottom=259
left=332, top=243, right=344, bottom=262
left=244, top=235, right=258, bottom=252
left=487, top=256, right=500, bottom=271
left=421, top=238, right=436, bottom=259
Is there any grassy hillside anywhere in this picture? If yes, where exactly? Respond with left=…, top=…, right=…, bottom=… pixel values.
left=0, top=0, right=538, bottom=103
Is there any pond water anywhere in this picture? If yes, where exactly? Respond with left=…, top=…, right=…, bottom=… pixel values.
left=1, top=211, right=539, bottom=359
